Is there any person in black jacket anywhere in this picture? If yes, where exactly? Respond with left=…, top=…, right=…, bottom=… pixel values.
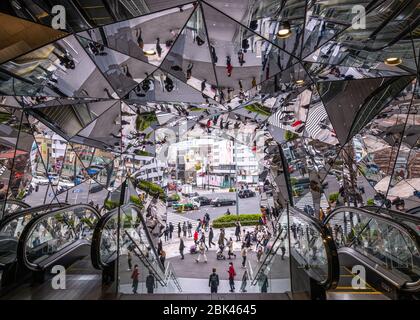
left=169, top=222, right=174, bottom=239
left=209, top=268, right=219, bottom=293
left=177, top=222, right=181, bottom=238
left=179, top=237, right=185, bottom=260
left=208, top=227, right=216, bottom=248
left=146, top=270, right=156, bottom=294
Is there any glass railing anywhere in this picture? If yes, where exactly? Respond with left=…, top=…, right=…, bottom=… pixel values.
left=362, top=206, right=420, bottom=238
left=250, top=205, right=339, bottom=290
left=17, top=204, right=100, bottom=271
left=163, top=262, right=182, bottom=293
left=0, top=203, right=67, bottom=267
left=325, top=207, right=420, bottom=290
left=289, top=207, right=339, bottom=288
left=0, top=200, right=30, bottom=219
left=91, top=202, right=168, bottom=291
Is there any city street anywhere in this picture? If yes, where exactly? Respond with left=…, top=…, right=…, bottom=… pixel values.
left=168, top=191, right=262, bottom=221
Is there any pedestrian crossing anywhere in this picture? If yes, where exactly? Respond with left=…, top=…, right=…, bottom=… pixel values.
left=294, top=192, right=329, bottom=212
left=304, top=103, right=328, bottom=139
left=166, top=211, right=199, bottom=229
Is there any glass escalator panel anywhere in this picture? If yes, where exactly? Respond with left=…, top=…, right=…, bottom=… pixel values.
left=22, top=206, right=99, bottom=268
left=326, top=207, right=420, bottom=289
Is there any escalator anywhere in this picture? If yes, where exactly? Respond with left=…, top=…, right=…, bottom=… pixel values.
left=14, top=204, right=100, bottom=285
left=91, top=202, right=182, bottom=294
left=250, top=206, right=339, bottom=299
left=0, top=200, right=30, bottom=219
left=0, top=203, right=67, bottom=290
left=324, top=207, right=420, bottom=300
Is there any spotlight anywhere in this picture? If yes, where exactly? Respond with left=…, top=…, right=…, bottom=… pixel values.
left=143, top=49, right=156, bottom=56
left=295, top=79, right=305, bottom=85
left=277, top=21, right=291, bottom=39
left=384, top=57, right=402, bottom=66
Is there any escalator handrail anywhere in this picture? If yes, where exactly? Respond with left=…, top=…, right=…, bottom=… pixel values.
left=362, top=205, right=420, bottom=233
left=324, top=206, right=420, bottom=290
left=16, top=204, right=100, bottom=271
left=290, top=207, right=340, bottom=290
left=0, top=203, right=68, bottom=233
left=1, top=199, right=30, bottom=210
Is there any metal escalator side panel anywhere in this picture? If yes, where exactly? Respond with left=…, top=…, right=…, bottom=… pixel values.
left=289, top=207, right=340, bottom=290
left=325, top=206, right=420, bottom=291
left=16, top=204, right=100, bottom=271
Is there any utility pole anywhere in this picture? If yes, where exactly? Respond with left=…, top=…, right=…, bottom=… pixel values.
left=233, top=138, right=239, bottom=216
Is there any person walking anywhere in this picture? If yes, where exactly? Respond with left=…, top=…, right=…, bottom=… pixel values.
left=146, top=270, right=156, bottom=294
left=187, top=221, right=193, bottom=237
left=241, top=244, right=247, bottom=268
left=226, top=56, right=233, bottom=77
left=209, top=268, right=219, bottom=293
left=169, top=222, right=174, bottom=239
left=279, top=237, right=286, bottom=260
left=235, top=221, right=241, bottom=241
left=177, top=222, right=181, bottom=238
left=179, top=237, right=185, bottom=260
left=182, top=221, right=187, bottom=237
left=160, top=249, right=166, bottom=267
left=200, top=232, right=209, bottom=251
left=156, top=37, right=162, bottom=58
left=131, top=264, right=139, bottom=294
left=136, top=28, right=144, bottom=49
left=164, top=227, right=169, bottom=241
left=218, top=228, right=226, bottom=248
left=208, top=226, right=216, bottom=248
left=193, top=229, right=199, bottom=244
left=228, top=262, right=236, bottom=292
left=196, top=241, right=208, bottom=263
left=157, top=239, right=163, bottom=256
left=127, top=250, right=132, bottom=271
left=186, top=63, right=194, bottom=80
left=226, top=237, right=236, bottom=259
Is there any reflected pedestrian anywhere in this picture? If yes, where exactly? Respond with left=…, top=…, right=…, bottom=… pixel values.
left=136, top=28, right=144, bottom=49
left=131, top=264, right=139, bottom=294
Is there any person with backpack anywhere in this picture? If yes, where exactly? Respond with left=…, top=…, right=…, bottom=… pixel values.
left=228, top=262, right=236, bottom=292
left=209, top=268, right=219, bottom=293
left=146, top=270, right=156, bottom=294
left=196, top=241, right=207, bottom=263
left=131, top=264, right=139, bottom=294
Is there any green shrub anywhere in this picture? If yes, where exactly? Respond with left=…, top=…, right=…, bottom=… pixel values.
left=169, top=193, right=180, bottom=201
left=244, top=103, right=271, bottom=116
left=212, top=214, right=261, bottom=228
left=290, top=177, right=297, bottom=186
left=285, top=130, right=299, bottom=141
left=328, top=192, right=339, bottom=203
left=130, top=195, right=144, bottom=209
left=366, top=198, right=374, bottom=206
left=228, top=188, right=235, bottom=192
left=137, top=180, right=166, bottom=201
left=136, top=112, right=157, bottom=131
left=105, top=200, right=119, bottom=210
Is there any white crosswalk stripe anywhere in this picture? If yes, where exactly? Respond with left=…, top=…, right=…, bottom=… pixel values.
left=294, top=192, right=329, bottom=211
left=304, top=103, right=328, bottom=139
left=166, top=211, right=199, bottom=229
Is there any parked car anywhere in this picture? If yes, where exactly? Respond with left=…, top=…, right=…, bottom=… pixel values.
left=238, top=190, right=256, bottom=198
left=192, top=196, right=211, bottom=206
left=32, top=175, right=49, bottom=185
left=89, top=182, right=104, bottom=193
left=211, top=198, right=236, bottom=207
left=182, top=192, right=199, bottom=198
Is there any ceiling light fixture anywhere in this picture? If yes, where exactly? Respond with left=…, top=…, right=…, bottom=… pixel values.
left=277, top=21, right=291, bottom=39
left=296, top=79, right=305, bottom=85
left=143, top=49, right=156, bottom=56
left=384, top=57, right=402, bottom=66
